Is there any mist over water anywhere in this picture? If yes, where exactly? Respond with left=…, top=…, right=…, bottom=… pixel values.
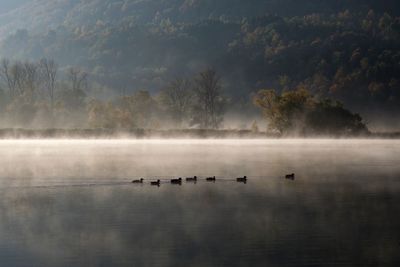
left=0, top=139, right=400, bottom=266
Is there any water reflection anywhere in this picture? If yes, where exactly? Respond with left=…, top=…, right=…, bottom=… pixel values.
left=0, top=140, right=399, bottom=266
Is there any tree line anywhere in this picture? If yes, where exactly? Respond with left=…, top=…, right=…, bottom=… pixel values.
left=88, top=68, right=226, bottom=129
left=0, top=59, right=227, bottom=130
left=0, top=58, right=368, bottom=136
left=0, top=58, right=88, bottom=128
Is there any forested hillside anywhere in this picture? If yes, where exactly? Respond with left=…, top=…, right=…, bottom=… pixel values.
left=0, top=0, right=399, bottom=130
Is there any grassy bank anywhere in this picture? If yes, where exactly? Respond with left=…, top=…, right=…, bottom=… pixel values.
left=0, top=128, right=398, bottom=139
left=0, top=128, right=274, bottom=139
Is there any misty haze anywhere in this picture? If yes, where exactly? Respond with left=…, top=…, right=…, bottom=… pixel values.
left=0, top=1, right=399, bottom=267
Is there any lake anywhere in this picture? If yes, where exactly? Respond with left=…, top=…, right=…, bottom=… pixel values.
left=0, top=139, right=399, bottom=266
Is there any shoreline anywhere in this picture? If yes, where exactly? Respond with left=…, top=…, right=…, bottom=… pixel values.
left=0, top=128, right=399, bottom=139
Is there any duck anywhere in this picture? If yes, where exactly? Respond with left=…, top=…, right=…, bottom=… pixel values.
left=171, top=178, right=182, bottom=184
left=206, top=176, right=216, bottom=182
left=285, top=173, right=295, bottom=180
left=132, top=178, right=144, bottom=184
left=151, top=180, right=161, bottom=186
left=236, top=176, right=247, bottom=183
left=186, top=176, right=197, bottom=182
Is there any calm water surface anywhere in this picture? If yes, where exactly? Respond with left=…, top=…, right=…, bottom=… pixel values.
left=0, top=139, right=399, bottom=266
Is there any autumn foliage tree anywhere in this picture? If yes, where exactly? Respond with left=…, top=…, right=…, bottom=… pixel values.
left=254, top=88, right=368, bottom=135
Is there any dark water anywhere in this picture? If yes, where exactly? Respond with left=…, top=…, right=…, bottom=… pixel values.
left=0, top=140, right=399, bottom=267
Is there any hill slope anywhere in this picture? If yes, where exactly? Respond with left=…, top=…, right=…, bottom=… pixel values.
left=1, top=0, right=399, bottom=36
left=0, top=0, right=399, bottom=128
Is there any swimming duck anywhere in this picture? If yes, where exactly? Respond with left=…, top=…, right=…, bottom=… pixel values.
left=236, top=176, right=247, bottom=183
left=132, top=178, right=144, bottom=184
left=186, top=176, right=197, bottom=182
left=206, top=176, right=216, bottom=182
left=151, top=180, right=161, bottom=186
left=285, top=173, right=295, bottom=180
left=171, top=178, right=182, bottom=184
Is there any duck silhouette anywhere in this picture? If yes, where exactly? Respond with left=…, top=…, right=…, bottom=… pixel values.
left=285, top=173, right=295, bottom=180
left=151, top=180, right=161, bottom=186
left=171, top=178, right=182, bottom=185
left=132, top=178, right=144, bottom=184
left=206, top=176, right=216, bottom=182
left=186, top=176, right=197, bottom=182
left=236, top=176, right=247, bottom=183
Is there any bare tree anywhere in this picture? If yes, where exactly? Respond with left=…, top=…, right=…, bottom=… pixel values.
left=12, top=62, right=26, bottom=97
left=23, top=61, right=39, bottom=102
left=0, top=59, right=40, bottom=102
left=0, top=58, right=17, bottom=98
left=39, top=58, right=58, bottom=111
left=160, top=78, right=193, bottom=127
left=194, top=69, right=225, bottom=129
left=59, top=67, right=88, bottom=109
left=68, top=67, right=88, bottom=92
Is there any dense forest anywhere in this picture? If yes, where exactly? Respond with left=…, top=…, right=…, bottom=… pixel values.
left=0, top=0, right=399, bottom=132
